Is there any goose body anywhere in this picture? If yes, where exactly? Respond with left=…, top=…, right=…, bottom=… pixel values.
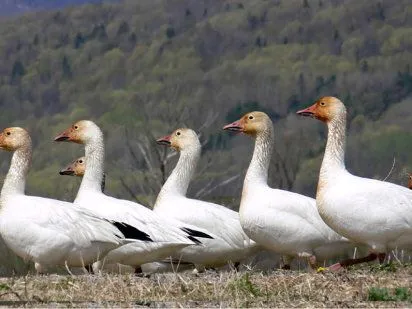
left=240, top=184, right=351, bottom=261
left=297, top=97, right=412, bottom=264
left=223, top=112, right=357, bottom=267
left=316, top=172, right=412, bottom=251
left=156, top=194, right=259, bottom=266
left=1, top=194, right=123, bottom=270
left=0, top=127, right=125, bottom=272
left=74, top=192, right=197, bottom=267
left=59, top=156, right=196, bottom=273
left=154, top=128, right=260, bottom=267
left=55, top=121, right=212, bottom=270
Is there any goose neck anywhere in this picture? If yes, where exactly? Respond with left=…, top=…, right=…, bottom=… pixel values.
left=79, top=134, right=105, bottom=194
left=156, top=144, right=200, bottom=203
left=245, top=126, right=274, bottom=186
left=319, top=112, right=347, bottom=186
left=1, top=144, right=32, bottom=197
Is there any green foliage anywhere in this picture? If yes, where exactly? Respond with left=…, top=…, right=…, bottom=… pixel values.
left=368, top=287, right=412, bottom=302
left=226, top=101, right=264, bottom=122
left=229, top=273, right=262, bottom=297
left=165, top=26, right=176, bottom=39
left=0, top=0, right=410, bottom=203
left=370, top=262, right=398, bottom=273
left=11, top=60, right=25, bottom=83
left=61, top=55, right=72, bottom=79
left=368, top=287, right=394, bottom=301
left=394, top=287, right=412, bottom=301
left=0, top=283, right=11, bottom=291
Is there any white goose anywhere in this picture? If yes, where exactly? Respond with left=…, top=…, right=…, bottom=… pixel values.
left=54, top=121, right=213, bottom=273
left=0, top=127, right=128, bottom=273
left=59, top=156, right=195, bottom=274
left=60, top=156, right=106, bottom=192
left=297, top=97, right=412, bottom=269
left=223, top=112, right=358, bottom=269
left=60, top=156, right=86, bottom=177
left=154, top=128, right=260, bottom=269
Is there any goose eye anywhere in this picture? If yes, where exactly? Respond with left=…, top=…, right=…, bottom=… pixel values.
left=320, top=102, right=326, bottom=106
left=74, top=125, right=79, bottom=130
left=176, top=131, right=181, bottom=136
left=6, top=132, right=10, bottom=136
left=78, top=160, right=83, bottom=164
left=248, top=115, right=254, bottom=120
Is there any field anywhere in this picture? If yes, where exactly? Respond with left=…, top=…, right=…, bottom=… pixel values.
left=0, top=263, right=410, bottom=308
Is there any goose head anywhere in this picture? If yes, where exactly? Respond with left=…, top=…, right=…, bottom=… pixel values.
left=408, top=174, right=412, bottom=190
left=156, top=128, right=200, bottom=151
left=223, top=111, right=272, bottom=136
left=296, top=96, right=346, bottom=123
left=0, top=127, right=31, bottom=151
left=59, top=157, right=85, bottom=176
left=54, top=120, right=101, bottom=145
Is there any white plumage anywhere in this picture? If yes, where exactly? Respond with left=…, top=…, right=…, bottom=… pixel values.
left=0, top=127, right=124, bottom=273
left=1, top=195, right=123, bottom=269
left=223, top=112, right=359, bottom=268
left=154, top=128, right=260, bottom=268
left=297, top=97, right=412, bottom=267
left=54, top=120, right=212, bottom=272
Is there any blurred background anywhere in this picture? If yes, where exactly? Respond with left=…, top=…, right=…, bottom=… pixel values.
left=0, top=0, right=411, bottom=273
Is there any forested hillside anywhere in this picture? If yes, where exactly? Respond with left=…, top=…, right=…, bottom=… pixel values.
left=0, top=0, right=411, bottom=209
left=0, top=0, right=110, bottom=16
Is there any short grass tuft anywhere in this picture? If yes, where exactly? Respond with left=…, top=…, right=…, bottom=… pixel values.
left=368, top=287, right=412, bottom=302
left=228, top=272, right=261, bottom=297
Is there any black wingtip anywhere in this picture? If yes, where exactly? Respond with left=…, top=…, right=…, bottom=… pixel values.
left=188, top=236, right=202, bottom=245
left=112, top=222, right=153, bottom=242
left=181, top=227, right=214, bottom=240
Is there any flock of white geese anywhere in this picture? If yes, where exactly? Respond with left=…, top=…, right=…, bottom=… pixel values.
left=0, top=96, right=411, bottom=275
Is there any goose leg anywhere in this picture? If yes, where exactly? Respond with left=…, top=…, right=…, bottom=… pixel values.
left=65, top=261, right=75, bottom=276
left=328, top=253, right=378, bottom=271
left=85, top=264, right=94, bottom=274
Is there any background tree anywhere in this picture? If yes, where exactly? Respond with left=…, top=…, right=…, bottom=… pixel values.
left=0, top=0, right=409, bottom=208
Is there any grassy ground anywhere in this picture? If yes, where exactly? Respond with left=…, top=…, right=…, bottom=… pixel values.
left=0, top=263, right=410, bottom=307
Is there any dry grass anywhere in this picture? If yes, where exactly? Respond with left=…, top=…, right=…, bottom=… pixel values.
left=0, top=263, right=410, bottom=308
